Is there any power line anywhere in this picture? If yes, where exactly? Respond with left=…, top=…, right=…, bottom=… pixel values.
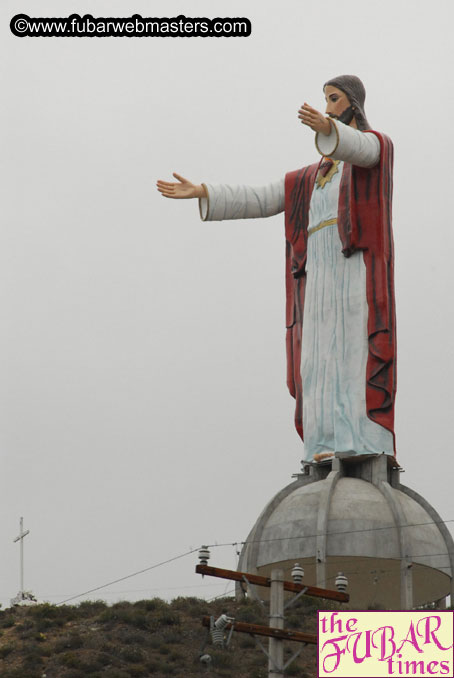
left=39, top=582, right=231, bottom=599
left=207, top=589, right=236, bottom=602
left=206, top=518, right=454, bottom=550
left=46, top=546, right=451, bottom=606
left=49, top=517, right=454, bottom=606
left=232, top=552, right=452, bottom=565
left=37, top=582, right=233, bottom=600
left=55, top=547, right=198, bottom=606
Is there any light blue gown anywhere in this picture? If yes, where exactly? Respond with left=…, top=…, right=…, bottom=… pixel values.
left=302, top=163, right=394, bottom=459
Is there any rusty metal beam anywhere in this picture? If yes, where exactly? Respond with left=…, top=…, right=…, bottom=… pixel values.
left=196, top=564, right=349, bottom=602
left=201, top=615, right=317, bottom=644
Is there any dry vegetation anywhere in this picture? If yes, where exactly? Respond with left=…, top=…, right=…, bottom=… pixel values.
left=0, top=595, right=334, bottom=677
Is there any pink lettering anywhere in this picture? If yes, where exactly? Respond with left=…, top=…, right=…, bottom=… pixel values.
left=320, top=615, right=329, bottom=633
left=346, top=617, right=358, bottom=632
left=321, top=635, right=348, bottom=673
left=396, top=621, right=423, bottom=654
left=372, top=625, right=396, bottom=660
left=417, top=615, right=453, bottom=651
left=346, top=630, right=372, bottom=663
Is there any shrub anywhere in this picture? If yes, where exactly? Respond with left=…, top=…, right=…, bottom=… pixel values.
left=0, top=669, right=43, bottom=678
left=53, top=632, right=84, bottom=652
left=170, top=596, right=207, bottom=615
left=77, top=600, right=107, bottom=617
left=286, top=613, right=303, bottom=629
left=128, top=665, right=149, bottom=677
left=146, top=634, right=162, bottom=649
left=118, top=646, right=145, bottom=663
left=210, top=649, right=234, bottom=668
left=133, top=598, right=168, bottom=612
left=249, top=669, right=267, bottom=678
left=38, top=642, right=53, bottom=656
left=0, top=643, right=15, bottom=658
left=65, top=671, right=89, bottom=678
left=115, top=628, right=146, bottom=645
left=99, top=605, right=150, bottom=630
left=14, top=619, right=34, bottom=632
left=146, top=659, right=161, bottom=671
left=0, top=643, right=16, bottom=659
left=244, top=652, right=265, bottom=668
left=21, top=640, right=45, bottom=659
left=29, top=603, right=75, bottom=629
left=239, top=634, right=256, bottom=648
left=156, top=611, right=181, bottom=627
left=13, top=627, right=37, bottom=641
left=95, top=651, right=112, bottom=666
left=22, top=654, right=44, bottom=669
left=90, top=670, right=130, bottom=678
left=0, top=615, right=15, bottom=629
left=161, top=629, right=183, bottom=644
left=286, top=661, right=302, bottom=676
left=82, top=634, right=108, bottom=652
left=57, top=651, right=82, bottom=668
left=236, top=607, right=261, bottom=624
left=78, top=656, right=106, bottom=672
left=169, top=649, right=184, bottom=662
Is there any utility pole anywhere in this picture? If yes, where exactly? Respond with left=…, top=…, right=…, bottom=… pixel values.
left=268, top=569, right=284, bottom=677
left=13, top=516, right=30, bottom=596
left=196, top=556, right=349, bottom=677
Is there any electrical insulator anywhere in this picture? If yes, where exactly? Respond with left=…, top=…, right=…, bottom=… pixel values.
left=335, top=572, right=348, bottom=592
left=215, top=614, right=230, bottom=631
left=198, top=546, right=211, bottom=565
left=210, top=615, right=234, bottom=648
left=291, top=563, right=304, bottom=584
left=211, top=627, right=225, bottom=647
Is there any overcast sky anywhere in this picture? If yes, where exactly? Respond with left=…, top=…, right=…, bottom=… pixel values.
left=1, top=0, right=453, bottom=608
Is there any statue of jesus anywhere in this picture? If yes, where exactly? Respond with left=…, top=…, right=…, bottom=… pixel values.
left=157, top=75, right=396, bottom=463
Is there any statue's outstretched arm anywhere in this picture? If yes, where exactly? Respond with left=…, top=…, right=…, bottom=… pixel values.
left=199, top=180, right=285, bottom=222
left=157, top=173, right=284, bottom=223
left=156, top=172, right=207, bottom=199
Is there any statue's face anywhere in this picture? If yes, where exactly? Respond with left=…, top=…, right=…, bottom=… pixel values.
left=324, top=85, right=351, bottom=120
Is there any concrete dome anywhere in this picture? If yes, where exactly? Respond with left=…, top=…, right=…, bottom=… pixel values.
left=238, top=455, right=454, bottom=609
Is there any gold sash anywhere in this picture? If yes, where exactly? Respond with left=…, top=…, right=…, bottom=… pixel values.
left=308, top=218, right=337, bottom=236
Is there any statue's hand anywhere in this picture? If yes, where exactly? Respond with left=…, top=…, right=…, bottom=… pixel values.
left=298, top=103, right=331, bottom=135
left=156, top=173, right=206, bottom=199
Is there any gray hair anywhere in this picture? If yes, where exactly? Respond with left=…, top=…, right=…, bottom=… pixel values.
left=324, top=75, right=370, bottom=130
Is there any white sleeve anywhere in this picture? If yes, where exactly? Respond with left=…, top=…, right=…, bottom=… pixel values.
left=198, top=179, right=285, bottom=222
left=315, top=119, right=380, bottom=168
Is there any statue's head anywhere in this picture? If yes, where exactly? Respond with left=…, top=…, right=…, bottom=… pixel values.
left=323, top=75, right=370, bottom=131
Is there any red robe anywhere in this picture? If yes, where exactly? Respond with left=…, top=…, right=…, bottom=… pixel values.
left=284, top=132, right=396, bottom=452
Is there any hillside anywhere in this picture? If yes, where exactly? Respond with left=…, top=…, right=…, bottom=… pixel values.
left=0, top=595, right=333, bottom=677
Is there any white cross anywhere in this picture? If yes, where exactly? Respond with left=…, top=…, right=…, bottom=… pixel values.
left=13, top=517, right=30, bottom=594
